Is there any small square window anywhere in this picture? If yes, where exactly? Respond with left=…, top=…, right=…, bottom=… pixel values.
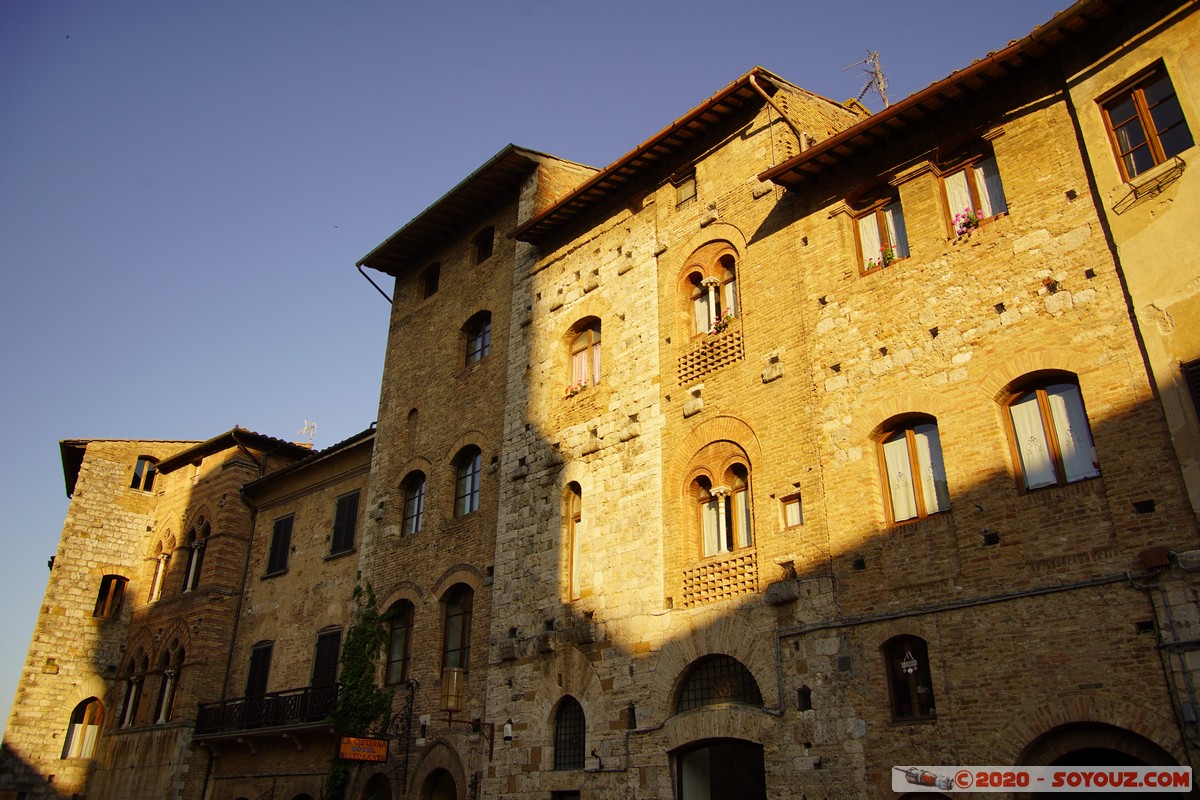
left=672, top=170, right=696, bottom=207
left=782, top=495, right=803, bottom=528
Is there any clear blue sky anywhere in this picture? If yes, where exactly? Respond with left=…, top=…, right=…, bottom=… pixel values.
left=0, top=0, right=1068, bottom=734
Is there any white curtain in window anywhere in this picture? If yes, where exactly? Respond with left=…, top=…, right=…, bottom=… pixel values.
left=883, top=201, right=910, bottom=258
left=974, top=157, right=1008, bottom=217
left=701, top=498, right=721, bottom=556
left=1047, top=384, right=1100, bottom=482
left=913, top=424, right=950, bottom=514
left=944, top=169, right=973, bottom=218
left=590, top=341, right=601, bottom=385
left=723, top=276, right=737, bottom=317
left=693, top=294, right=710, bottom=334
left=857, top=214, right=882, bottom=268
left=1010, top=395, right=1058, bottom=489
left=882, top=436, right=918, bottom=522
left=572, top=349, right=589, bottom=385
left=733, top=489, right=752, bottom=548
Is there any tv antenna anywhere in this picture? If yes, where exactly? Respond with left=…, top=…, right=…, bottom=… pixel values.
left=298, top=419, right=317, bottom=444
left=845, top=50, right=889, bottom=108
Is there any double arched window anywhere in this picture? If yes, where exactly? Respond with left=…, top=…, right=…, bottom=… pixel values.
left=688, top=442, right=754, bottom=558
left=682, top=243, right=739, bottom=335
left=181, top=517, right=209, bottom=592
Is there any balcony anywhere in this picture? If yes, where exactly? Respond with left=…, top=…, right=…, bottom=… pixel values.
left=195, top=684, right=338, bottom=736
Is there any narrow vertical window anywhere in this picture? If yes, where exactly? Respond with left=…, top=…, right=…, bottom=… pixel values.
left=465, top=312, right=492, bottom=364
left=130, top=456, right=157, bottom=492
left=266, top=515, right=293, bottom=574
left=441, top=585, right=473, bottom=672
left=402, top=472, right=426, bottom=535
left=566, top=483, right=582, bottom=601
left=474, top=226, right=494, bottom=264
left=421, top=263, right=440, bottom=298
left=569, top=322, right=601, bottom=390
left=553, top=696, right=586, bottom=770
left=148, top=547, right=168, bottom=602
left=386, top=601, right=414, bottom=684
left=181, top=518, right=209, bottom=592
left=311, top=628, right=342, bottom=690
left=152, top=652, right=177, bottom=724
left=454, top=447, right=481, bottom=517
left=245, top=642, right=273, bottom=697
left=330, top=491, right=359, bottom=555
left=884, top=636, right=936, bottom=721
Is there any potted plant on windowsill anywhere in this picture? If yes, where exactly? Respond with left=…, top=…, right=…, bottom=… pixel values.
left=867, top=244, right=897, bottom=270
left=953, top=207, right=983, bottom=236
left=710, top=312, right=735, bottom=334
left=564, top=380, right=590, bottom=399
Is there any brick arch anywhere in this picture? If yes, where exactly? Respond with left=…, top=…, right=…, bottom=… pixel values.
left=157, top=622, right=191, bottom=661
left=672, top=223, right=750, bottom=268
left=647, top=615, right=778, bottom=726
left=986, top=694, right=1184, bottom=766
left=397, top=456, right=434, bottom=482
left=430, top=565, right=483, bottom=600
left=444, top=431, right=487, bottom=463
left=146, top=529, right=175, bottom=557
left=977, top=348, right=1093, bottom=403
left=673, top=416, right=763, bottom=478
left=380, top=581, right=426, bottom=613
left=408, top=739, right=467, bottom=800
left=849, top=391, right=954, bottom=443
left=59, top=676, right=110, bottom=726
left=182, top=506, right=214, bottom=535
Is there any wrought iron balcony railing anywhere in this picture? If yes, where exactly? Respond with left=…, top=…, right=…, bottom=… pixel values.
left=195, top=684, right=338, bottom=735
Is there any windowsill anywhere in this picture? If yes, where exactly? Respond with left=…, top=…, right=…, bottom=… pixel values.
left=887, top=509, right=952, bottom=531
left=261, top=568, right=289, bottom=580
left=697, top=547, right=756, bottom=564
left=1018, top=474, right=1102, bottom=500
left=325, top=548, right=356, bottom=562
left=860, top=257, right=908, bottom=276
left=890, top=715, right=937, bottom=726
left=1124, top=153, right=1188, bottom=190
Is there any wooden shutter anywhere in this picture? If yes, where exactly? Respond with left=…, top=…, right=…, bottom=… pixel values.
left=311, top=629, right=342, bottom=688
left=331, top=492, right=359, bottom=555
left=266, top=516, right=293, bottom=573
left=245, top=643, right=272, bottom=697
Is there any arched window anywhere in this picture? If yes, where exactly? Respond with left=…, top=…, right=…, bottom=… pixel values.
left=675, top=654, right=762, bottom=713
left=878, top=417, right=950, bottom=523
left=61, top=697, right=104, bottom=759
left=386, top=600, right=414, bottom=684
left=692, top=462, right=753, bottom=558
left=553, top=696, right=586, bottom=770
left=453, top=447, right=481, bottom=517
left=148, top=544, right=169, bottom=603
left=130, top=456, right=157, bottom=492
left=153, top=648, right=181, bottom=724
left=683, top=244, right=740, bottom=335
left=93, top=574, right=127, bottom=619
left=181, top=517, right=209, bottom=592
left=568, top=322, right=601, bottom=392
left=441, top=584, right=473, bottom=673
left=401, top=472, right=426, bottom=534
left=1004, top=377, right=1099, bottom=490
left=884, top=635, right=936, bottom=721
left=464, top=312, right=491, bottom=365
left=120, top=654, right=148, bottom=727
left=565, top=483, right=582, bottom=601
left=425, top=770, right=457, bottom=800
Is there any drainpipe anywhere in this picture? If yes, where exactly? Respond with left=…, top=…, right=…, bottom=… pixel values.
left=747, top=74, right=807, bottom=152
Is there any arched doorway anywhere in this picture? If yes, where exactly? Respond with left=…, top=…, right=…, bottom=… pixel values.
left=424, top=768, right=456, bottom=800
left=362, top=773, right=392, bottom=800
left=1021, top=722, right=1185, bottom=798
left=675, top=739, right=765, bottom=800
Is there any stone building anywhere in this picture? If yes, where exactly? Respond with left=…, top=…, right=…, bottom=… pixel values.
left=0, top=430, right=313, bottom=800
left=192, top=427, right=374, bottom=800
left=4, top=0, right=1200, bottom=799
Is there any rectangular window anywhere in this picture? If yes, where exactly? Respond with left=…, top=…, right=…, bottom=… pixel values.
left=265, top=515, right=293, bottom=575
left=673, top=170, right=697, bottom=206
left=782, top=495, right=803, bottom=528
left=944, top=155, right=1007, bottom=232
left=1103, top=65, right=1193, bottom=180
left=1182, top=359, right=1200, bottom=420
left=856, top=199, right=909, bottom=272
left=246, top=642, right=273, bottom=697
left=330, top=491, right=359, bottom=555
left=311, top=629, right=342, bottom=689
left=93, top=575, right=127, bottom=618
left=130, top=457, right=157, bottom=492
